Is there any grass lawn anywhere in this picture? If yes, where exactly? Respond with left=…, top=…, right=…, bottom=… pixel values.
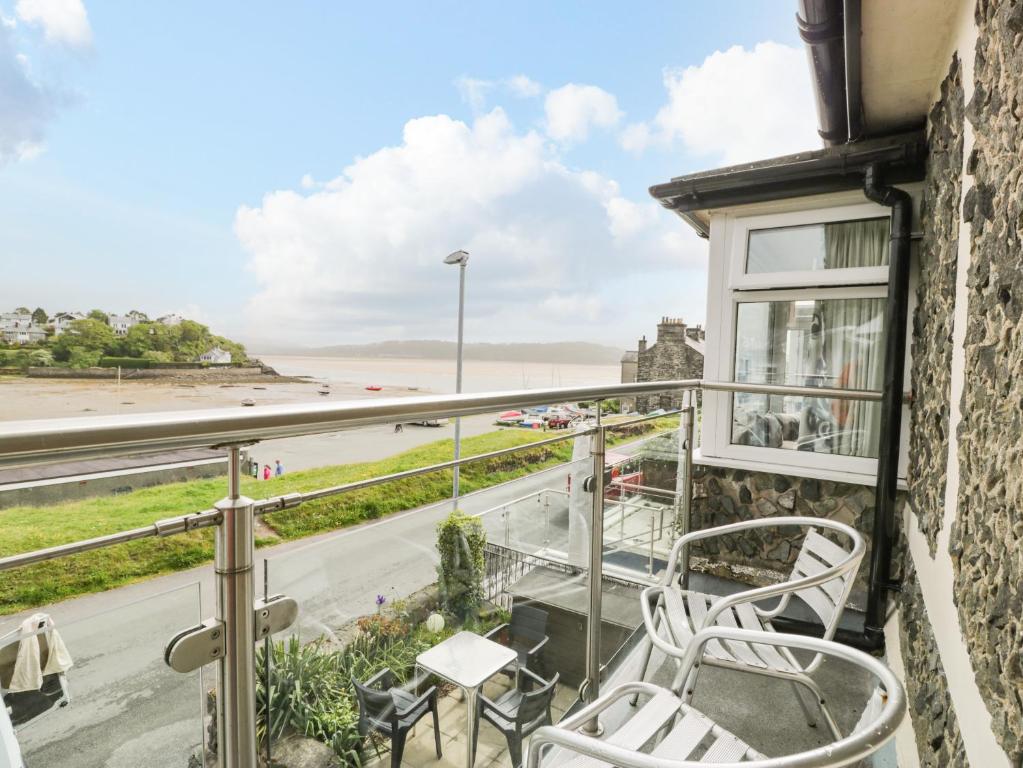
left=0, top=415, right=678, bottom=615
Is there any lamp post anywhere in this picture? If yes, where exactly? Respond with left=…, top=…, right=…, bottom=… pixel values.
left=444, top=250, right=469, bottom=508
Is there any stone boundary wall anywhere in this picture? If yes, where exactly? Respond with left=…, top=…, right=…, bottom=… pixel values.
left=899, top=550, right=968, bottom=767
left=690, top=464, right=894, bottom=608
left=26, top=365, right=274, bottom=380
left=909, top=54, right=963, bottom=556
left=952, top=0, right=1023, bottom=757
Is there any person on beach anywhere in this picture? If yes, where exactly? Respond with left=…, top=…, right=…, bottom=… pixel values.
left=263, top=464, right=271, bottom=480
left=394, top=423, right=403, bottom=433
left=275, top=459, right=284, bottom=477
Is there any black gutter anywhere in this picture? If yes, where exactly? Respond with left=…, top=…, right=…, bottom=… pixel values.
left=843, top=0, right=864, bottom=142
left=798, top=0, right=847, bottom=145
left=650, top=131, right=926, bottom=237
left=862, top=162, right=912, bottom=649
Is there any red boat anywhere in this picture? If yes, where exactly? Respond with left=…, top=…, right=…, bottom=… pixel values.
left=365, top=385, right=383, bottom=391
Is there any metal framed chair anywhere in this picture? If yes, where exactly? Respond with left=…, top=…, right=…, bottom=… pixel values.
left=633, top=516, right=865, bottom=738
left=485, top=604, right=549, bottom=678
left=352, top=668, right=441, bottom=768
left=473, top=667, right=559, bottom=768
left=526, top=628, right=906, bottom=768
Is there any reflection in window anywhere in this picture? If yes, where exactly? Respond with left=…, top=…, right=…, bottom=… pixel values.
left=731, top=297, right=884, bottom=458
left=746, top=218, right=890, bottom=274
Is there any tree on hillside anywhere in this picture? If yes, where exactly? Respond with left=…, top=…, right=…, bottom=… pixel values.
left=14, top=307, right=30, bottom=315
left=52, top=319, right=115, bottom=363
left=88, top=309, right=109, bottom=324
left=31, top=307, right=47, bottom=324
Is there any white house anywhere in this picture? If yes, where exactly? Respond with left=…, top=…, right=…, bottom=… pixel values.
left=0, top=312, right=31, bottom=332
left=50, top=311, right=85, bottom=336
left=2, top=325, right=47, bottom=345
left=157, top=313, right=183, bottom=326
left=198, top=347, right=231, bottom=364
left=107, top=314, right=137, bottom=336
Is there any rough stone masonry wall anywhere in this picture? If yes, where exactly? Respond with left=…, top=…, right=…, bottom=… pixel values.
left=952, top=0, right=1023, bottom=757
left=909, top=54, right=964, bottom=556
left=636, top=324, right=704, bottom=412
left=691, top=465, right=884, bottom=608
left=899, top=545, right=969, bottom=767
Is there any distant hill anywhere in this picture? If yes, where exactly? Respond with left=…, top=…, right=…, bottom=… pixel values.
left=258, top=340, right=626, bottom=365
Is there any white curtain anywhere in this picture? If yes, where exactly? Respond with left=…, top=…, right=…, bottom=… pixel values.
left=823, top=219, right=890, bottom=269
left=817, top=219, right=888, bottom=457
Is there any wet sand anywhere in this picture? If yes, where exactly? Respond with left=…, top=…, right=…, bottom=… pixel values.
left=0, top=369, right=535, bottom=471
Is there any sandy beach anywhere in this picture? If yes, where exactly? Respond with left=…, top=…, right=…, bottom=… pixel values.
left=0, top=356, right=619, bottom=471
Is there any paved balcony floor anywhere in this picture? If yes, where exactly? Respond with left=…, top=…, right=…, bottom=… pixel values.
left=366, top=632, right=881, bottom=768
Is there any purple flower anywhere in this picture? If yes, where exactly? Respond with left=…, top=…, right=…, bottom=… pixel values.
left=375, top=594, right=386, bottom=610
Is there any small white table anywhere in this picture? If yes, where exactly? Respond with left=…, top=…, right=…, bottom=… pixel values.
left=416, top=631, right=517, bottom=768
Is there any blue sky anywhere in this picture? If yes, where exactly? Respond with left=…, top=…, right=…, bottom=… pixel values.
left=0, top=2, right=819, bottom=348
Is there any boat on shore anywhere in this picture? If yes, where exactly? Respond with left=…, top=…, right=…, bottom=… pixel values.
left=365, top=385, right=383, bottom=391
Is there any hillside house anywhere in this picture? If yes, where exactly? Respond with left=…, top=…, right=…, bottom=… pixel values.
left=198, top=347, right=231, bottom=364
left=50, top=311, right=84, bottom=336
left=107, top=314, right=136, bottom=336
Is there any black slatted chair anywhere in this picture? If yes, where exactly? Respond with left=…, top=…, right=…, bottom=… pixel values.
left=473, top=668, right=558, bottom=768
left=484, top=604, right=548, bottom=680
left=353, top=668, right=441, bottom=768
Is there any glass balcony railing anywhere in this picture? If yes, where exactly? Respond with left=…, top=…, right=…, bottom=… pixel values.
left=0, top=379, right=888, bottom=768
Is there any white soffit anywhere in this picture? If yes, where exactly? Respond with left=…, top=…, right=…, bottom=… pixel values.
left=861, top=0, right=964, bottom=134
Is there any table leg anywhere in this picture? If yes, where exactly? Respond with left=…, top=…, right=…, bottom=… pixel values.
left=465, top=685, right=478, bottom=768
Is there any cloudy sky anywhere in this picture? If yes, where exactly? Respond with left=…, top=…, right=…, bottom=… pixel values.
left=0, top=1, right=818, bottom=348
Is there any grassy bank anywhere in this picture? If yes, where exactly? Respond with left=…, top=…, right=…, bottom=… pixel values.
left=0, top=416, right=677, bottom=614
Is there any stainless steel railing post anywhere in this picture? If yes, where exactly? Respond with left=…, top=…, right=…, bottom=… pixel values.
left=214, top=446, right=258, bottom=768
left=582, top=408, right=605, bottom=735
left=680, top=395, right=695, bottom=589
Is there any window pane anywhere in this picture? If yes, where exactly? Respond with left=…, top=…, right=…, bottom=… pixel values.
left=732, top=297, right=884, bottom=459
left=746, top=218, right=890, bottom=274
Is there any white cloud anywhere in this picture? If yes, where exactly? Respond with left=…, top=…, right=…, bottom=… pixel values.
left=0, top=21, right=56, bottom=163
left=544, top=84, right=622, bottom=142
left=15, top=0, right=92, bottom=49
left=234, top=109, right=706, bottom=345
left=506, top=74, right=542, bottom=98
left=454, top=76, right=493, bottom=112
left=622, top=42, right=819, bottom=164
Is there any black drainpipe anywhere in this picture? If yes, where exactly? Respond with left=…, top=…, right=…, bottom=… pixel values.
left=862, top=162, right=912, bottom=648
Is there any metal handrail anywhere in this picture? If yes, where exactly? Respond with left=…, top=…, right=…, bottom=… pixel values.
left=0, top=379, right=882, bottom=468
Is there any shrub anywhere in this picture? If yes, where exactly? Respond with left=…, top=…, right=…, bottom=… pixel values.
left=436, top=510, right=485, bottom=618
left=98, top=356, right=151, bottom=369
left=68, top=348, right=102, bottom=368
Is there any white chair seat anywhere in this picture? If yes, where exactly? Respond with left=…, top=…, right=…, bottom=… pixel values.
left=660, top=588, right=801, bottom=674
left=559, top=688, right=763, bottom=768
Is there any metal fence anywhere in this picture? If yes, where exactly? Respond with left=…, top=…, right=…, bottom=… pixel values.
left=0, top=378, right=881, bottom=768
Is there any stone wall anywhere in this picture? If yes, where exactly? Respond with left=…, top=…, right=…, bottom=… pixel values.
left=952, top=0, right=1023, bottom=758
left=635, top=318, right=704, bottom=412
left=909, top=54, right=964, bottom=556
left=691, top=464, right=886, bottom=608
left=899, top=551, right=968, bottom=767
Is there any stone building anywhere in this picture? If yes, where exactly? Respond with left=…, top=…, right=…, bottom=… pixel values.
left=633, top=317, right=704, bottom=412
left=647, top=3, right=1021, bottom=765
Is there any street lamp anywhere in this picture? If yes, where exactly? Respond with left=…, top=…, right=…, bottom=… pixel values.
left=444, top=250, right=469, bottom=507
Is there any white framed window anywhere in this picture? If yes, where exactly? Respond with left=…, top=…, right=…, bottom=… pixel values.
left=701, top=196, right=902, bottom=479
